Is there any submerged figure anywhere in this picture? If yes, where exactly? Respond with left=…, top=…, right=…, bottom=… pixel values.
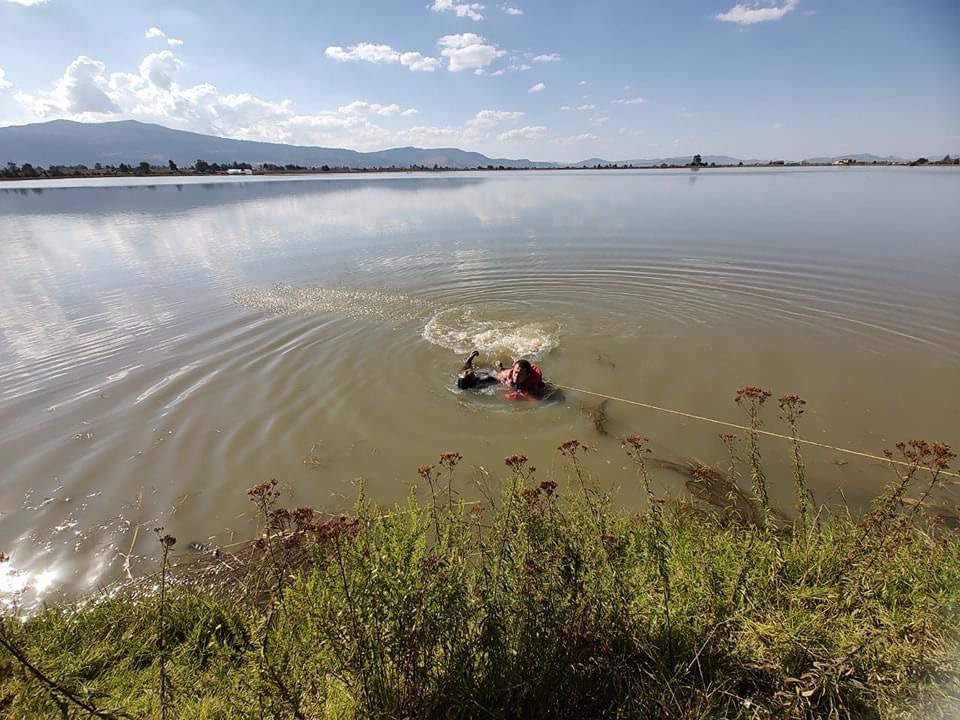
left=456, top=350, right=545, bottom=400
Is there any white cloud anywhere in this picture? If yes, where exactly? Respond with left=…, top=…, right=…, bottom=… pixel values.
left=14, top=52, right=544, bottom=154
left=3, top=0, right=49, bottom=5
left=559, top=105, right=571, bottom=111
left=498, top=3, right=523, bottom=15
left=578, top=80, right=587, bottom=86
left=326, top=43, right=440, bottom=72
left=772, top=122, right=785, bottom=128
left=618, top=127, right=643, bottom=137
left=679, top=111, right=698, bottom=118
left=532, top=53, right=561, bottom=63
left=326, top=43, right=400, bottom=63
left=430, top=0, right=485, bottom=22
left=339, top=101, right=418, bottom=117
left=400, top=52, right=442, bottom=72
left=491, top=69, right=505, bottom=76
left=556, top=133, right=597, bottom=145
left=16, top=55, right=119, bottom=116
left=438, top=33, right=506, bottom=72
left=611, top=97, right=644, bottom=105
left=575, top=104, right=594, bottom=111
left=527, top=82, right=545, bottom=93
left=145, top=26, right=183, bottom=47
left=591, top=114, right=609, bottom=126
left=716, top=0, right=798, bottom=25
left=468, top=109, right=524, bottom=128
left=497, top=125, right=547, bottom=142
left=0, top=69, right=11, bottom=90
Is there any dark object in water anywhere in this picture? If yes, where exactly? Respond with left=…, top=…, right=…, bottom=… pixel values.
left=595, top=351, right=616, bottom=370
left=581, top=399, right=610, bottom=435
left=457, top=350, right=500, bottom=390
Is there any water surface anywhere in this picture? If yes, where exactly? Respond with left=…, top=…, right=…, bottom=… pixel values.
left=1, top=168, right=958, bottom=604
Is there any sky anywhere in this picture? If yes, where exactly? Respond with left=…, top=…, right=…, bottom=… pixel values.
left=0, top=0, right=958, bottom=162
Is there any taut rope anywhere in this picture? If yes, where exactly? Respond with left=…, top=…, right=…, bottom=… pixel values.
left=553, top=383, right=960, bottom=481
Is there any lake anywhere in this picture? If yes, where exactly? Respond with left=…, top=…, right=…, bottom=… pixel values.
left=1, top=167, right=958, bottom=605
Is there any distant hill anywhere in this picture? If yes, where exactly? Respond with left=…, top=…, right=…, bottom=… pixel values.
left=0, top=119, right=557, bottom=170
left=0, top=119, right=939, bottom=171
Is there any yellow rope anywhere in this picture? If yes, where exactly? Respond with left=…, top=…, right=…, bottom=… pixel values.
left=554, top=383, right=960, bottom=481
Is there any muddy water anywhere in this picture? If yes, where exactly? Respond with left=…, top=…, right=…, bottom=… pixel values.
left=1, top=168, right=958, bottom=605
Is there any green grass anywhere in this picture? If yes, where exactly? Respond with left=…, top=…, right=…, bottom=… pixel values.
left=2, top=433, right=959, bottom=719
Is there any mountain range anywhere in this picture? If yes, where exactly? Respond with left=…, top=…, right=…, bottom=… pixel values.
left=0, top=119, right=931, bottom=170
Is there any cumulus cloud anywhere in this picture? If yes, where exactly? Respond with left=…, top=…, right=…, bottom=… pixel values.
left=325, top=42, right=441, bottom=72
left=430, top=0, right=485, bottom=21
left=4, top=0, right=49, bottom=5
left=578, top=80, right=587, bottom=86
left=618, top=128, right=643, bottom=137
left=556, top=133, right=597, bottom=144
left=438, top=33, right=506, bottom=72
left=591, top=114, right=609, bottom=126
left=339, top=101, right=418, bottom=117
left=527, top=82, right=545, bottom=93
left=0, top=69, right=11, bottom=90
left=574, top=104, right=594, bottom=111
left=611, top=96, right=644, bottom=105
left=716, top=0, right=798, bottom=25
left=145, top=26, right=184, bottom=48
left=498, top=4, right=522, bottom=15
left=532, top=53, right=561, bottom=63
left=497, top=125, right=547, bottom=142
left=772, top=122, right=785, bottom=128
left=15, top=55, right=119, bottom=116
left=13, top=52, right=552, bottom=154
left=467, top=109, right=523, bottom=128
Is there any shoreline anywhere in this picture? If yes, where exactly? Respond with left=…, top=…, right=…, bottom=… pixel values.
left=3, top=160, right=959, bottom=184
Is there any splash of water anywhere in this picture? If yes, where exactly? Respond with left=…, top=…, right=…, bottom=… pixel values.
left=234, top=283, right=437, bottom=323
left=423, top=306, right=560, bottom=359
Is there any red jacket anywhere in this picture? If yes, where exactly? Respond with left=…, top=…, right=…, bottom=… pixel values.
left=501, top=362, right=544, bottom=398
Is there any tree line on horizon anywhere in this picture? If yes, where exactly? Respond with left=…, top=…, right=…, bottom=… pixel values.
left=2, top=155, right=956, bottom=180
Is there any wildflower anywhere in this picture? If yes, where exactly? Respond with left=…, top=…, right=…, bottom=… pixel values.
left=439, top=451, right=462, bottom=469
left=622, top=434, right=648, bottom=451
left=538, top=480, right=558, bottom=496
left=718, top=432, right=738, bottom=444
left=417, top=463, right=435, bottom=480
left=519, top=488, right=539, bottom=504
left=735, top=386, right=772, bottom=406
left=160, top=534, right=176, bottom=548
left=558, top=439, right=587, bottom=456
left=468, top=504, right=486, bottom=517
left=504, top=453, right=528, bottom=469
left=268, top=507, right=292, bottom=530
left=247, top=478, right=278, bottom=499
left=292, top=506, right=315, bottom=529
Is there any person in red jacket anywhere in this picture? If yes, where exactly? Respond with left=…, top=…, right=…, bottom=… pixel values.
left=456, top=351, right=546, bottom=399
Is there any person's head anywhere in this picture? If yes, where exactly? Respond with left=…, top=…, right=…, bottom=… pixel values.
left=513, top=359, right=533, bottom=386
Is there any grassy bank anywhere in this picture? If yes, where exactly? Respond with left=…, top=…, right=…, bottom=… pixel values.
left=1, top=390, right=958, bottom=719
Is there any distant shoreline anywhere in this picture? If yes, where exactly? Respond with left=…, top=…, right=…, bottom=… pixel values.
left=2, top=160, right=957, bottom=183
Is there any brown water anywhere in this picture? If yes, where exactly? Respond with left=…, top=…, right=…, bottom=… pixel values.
left=1, top=168, right=958, bottom=606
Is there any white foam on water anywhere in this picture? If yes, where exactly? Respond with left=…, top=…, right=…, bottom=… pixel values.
left=234, top=283, right=436, bottom=323
left=423, top=307, right=560, bottom=359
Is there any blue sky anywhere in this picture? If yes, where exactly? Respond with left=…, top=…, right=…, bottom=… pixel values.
left=0, top=0, right=957, bottom=161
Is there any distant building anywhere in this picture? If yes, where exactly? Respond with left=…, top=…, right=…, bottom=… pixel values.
left=833, top=158, right=856, bottom=165
left=226, top=168, right=254, bottom=175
